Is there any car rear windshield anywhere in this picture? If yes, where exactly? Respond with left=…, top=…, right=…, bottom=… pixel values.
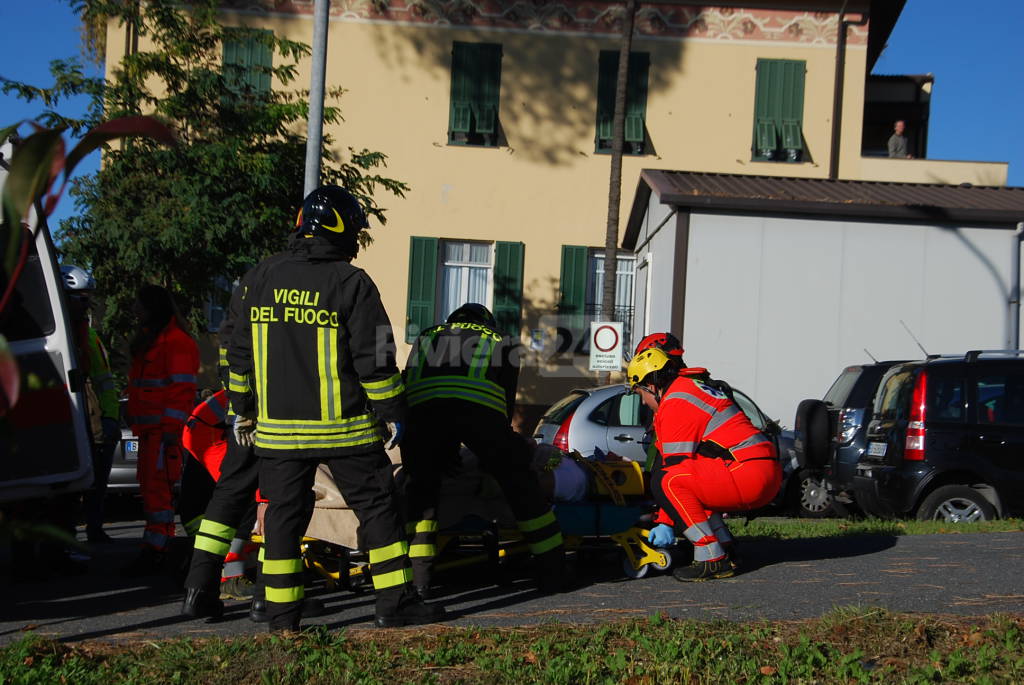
left=541, top=391, right=587, bottom=425
left=873, top=367, right=916, bottom=421
left=823, top=368, right=862, bottom=407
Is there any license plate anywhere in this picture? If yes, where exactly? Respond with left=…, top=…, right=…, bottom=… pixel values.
left=125, top=439, right=139, bottom=460
left=867, top=441, right=887, bottom=457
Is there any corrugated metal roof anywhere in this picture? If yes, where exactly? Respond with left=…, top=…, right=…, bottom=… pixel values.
left=623, top=170, right=1024, bottom=249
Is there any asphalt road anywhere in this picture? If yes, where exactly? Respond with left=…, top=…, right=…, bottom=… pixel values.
left=2, top=521, right=1022, bottom=645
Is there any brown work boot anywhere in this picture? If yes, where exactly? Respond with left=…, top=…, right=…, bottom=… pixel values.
left=672, top=556, right=735, bottom=582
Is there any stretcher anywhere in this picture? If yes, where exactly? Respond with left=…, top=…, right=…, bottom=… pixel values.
left=274, top=449, right=677, bottom=592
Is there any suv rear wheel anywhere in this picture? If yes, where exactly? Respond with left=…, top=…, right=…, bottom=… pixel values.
left=916, top=485, right=996, bottom=523
left=794, top=469, right=839, bottom=518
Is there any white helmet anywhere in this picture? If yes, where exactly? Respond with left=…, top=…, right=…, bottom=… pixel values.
left=60, top=264, right=95, bottom=291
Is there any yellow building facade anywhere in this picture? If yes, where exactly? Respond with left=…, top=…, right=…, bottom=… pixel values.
left=104, top=1, right=1009, bottom=425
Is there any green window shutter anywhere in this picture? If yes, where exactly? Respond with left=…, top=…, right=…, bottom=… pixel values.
left=406, top=237, right=439, bottom=343
left=474, top=43, right=502, bottom=135
left=624, top=52, right=649, bottom=143
left=558, top=245, right=588, bottom=332
left=449, top=43, right=474, bottom=135
left=753, top=59, right=805, bottom=160
left=595, top=51, right=617, bottom=145
left=493, top=241, right=524, bottom=339
left=223, top=29, right=273, bottom=95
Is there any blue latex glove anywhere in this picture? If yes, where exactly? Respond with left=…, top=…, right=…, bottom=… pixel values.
left=648, top=524, right=675, bottom=548
left=385, top=421, right=405, bottom=450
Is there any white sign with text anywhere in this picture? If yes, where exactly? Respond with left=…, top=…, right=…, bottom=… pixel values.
left=589, top=321, right=623, bottom=371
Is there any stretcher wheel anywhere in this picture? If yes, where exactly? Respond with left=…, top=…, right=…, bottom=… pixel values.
left=650, top=548, right=672, bottom=572
left=622, top=554, right=650, bottom=579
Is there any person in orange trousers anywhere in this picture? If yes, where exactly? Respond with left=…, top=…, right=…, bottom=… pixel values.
left=123, top=285, right=198, bottom=577
left=627, top=347, right=781, bottom=581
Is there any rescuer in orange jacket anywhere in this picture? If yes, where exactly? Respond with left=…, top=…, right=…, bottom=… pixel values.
left=124, top=285, right=199, bottom=576
left=627, top=348, right=782, bottom=581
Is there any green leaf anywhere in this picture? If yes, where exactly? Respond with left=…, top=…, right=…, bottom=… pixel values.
left=63, top=115, right=176, bottom=182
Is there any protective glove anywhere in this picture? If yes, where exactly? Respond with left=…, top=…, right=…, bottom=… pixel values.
left=648, top=524, right=675, bottom=548
left=233, top=416, right=257, bottom=448
left=101, top=417, right=120, bottom=443
left=384, top=421, right=404, bottom=450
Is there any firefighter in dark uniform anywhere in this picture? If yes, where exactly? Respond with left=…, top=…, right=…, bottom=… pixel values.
left=227, top=185, right=445, bottom=631
left=402, top=303, right=565, bottom=596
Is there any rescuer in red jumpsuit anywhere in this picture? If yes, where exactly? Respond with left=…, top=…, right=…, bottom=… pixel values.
left=626, top=348, right=782, bottom=581
left=124, top=285, right=199, bottom=576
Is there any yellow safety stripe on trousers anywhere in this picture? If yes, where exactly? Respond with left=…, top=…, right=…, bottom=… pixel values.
left=371, top=567, right=413, bottom=591
left=407, top=375, right=506, bottom=402
left=409, top=543, right=436, bottom=558
left=517, top=510, right=558, bottom=533
left=198, top=518, right=236, bottom=541
left=361, top=372, right=405, bottom=401
left=262, top=558, right=304, bottom=575
left=253, top=322, right=269, bottom=411
left=194, top=535, right=231, bottom=557
left=317, top=326, right=343, bottom=422
left=266, top=586, right=304, bottom=603
left=258, top=414, right=377, bottom=433
left=368, top=540, right=409, bottom=565
left=528, top=531, right=564, bottom=556
left=258, top=547, right=266, bottom=562
left=405, top=519, right=439, bottom=534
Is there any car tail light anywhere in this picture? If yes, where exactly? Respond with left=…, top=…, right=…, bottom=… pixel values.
left=552, top=412, right=573, bottom=451
left=904, top=371, right=927, bottom=461
left=835, top=408, right=862, bottom=445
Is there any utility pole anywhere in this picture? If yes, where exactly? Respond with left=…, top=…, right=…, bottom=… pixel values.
left=304, top=0, right=330, bottom=195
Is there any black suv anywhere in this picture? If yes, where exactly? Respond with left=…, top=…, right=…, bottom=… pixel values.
left=854, top=351, right=1024, bottom=522
left=794, top=361, right=906, bottom=517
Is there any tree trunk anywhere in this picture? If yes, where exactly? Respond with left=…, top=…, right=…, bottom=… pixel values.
left=601, top=0, right=637, bottom=378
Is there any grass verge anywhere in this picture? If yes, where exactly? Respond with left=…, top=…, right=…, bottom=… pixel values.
left=2, top=608, right=1022, bottom=684
left=730, top=517, right=1024, bottom=540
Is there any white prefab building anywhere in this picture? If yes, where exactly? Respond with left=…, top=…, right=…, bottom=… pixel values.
left=623, top=170, right=1024, bottom=426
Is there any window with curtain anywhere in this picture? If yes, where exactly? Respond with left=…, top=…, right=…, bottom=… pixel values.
left=585, top=251, right=635, bottom=343
left=439, top=241, right=493, bottom=322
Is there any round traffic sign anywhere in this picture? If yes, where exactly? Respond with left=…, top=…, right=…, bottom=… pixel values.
left=593, top=324, right=620, bottom=352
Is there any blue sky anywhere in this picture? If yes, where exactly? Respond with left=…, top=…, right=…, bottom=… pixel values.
left=2, top=0, right=1022, bottom=230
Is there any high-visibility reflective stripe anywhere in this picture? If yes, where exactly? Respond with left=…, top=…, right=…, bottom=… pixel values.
left=198, top=518, right=236, bottom=541
left=407, top=375, right=505, bottom=401
left=148, top=509, right=176, bottom=524
left=371, top=567, right=412, bottom=590
left=664, top=392, right=715, bottom=417
left=219, top=346, right=228, bottom=365
left=164, top=408, right=188, bottom=421
left=169, top=374, right=197, bottom=384
left=262, top=558, right=304, bottom=575
left=704, top=406, right=741, bottom=435
left=409, top=544, right=436, bottom=558
left=131, top=379, right=166, bottom=388
left=266, top=586, right=304, bottom=603
left=253, top=323, right=268, bottom=418
left=683, top=522, right=715, bottom=543
left=258, top=547, right=266, bottom=562
left=195, top=535, right=231, bottom=557
left=408, top=388, right=506, bottom=415
left=260, top=414, right=376, bottom=430
left=517, top=510, right=557, bottom=533
left=228, top=371, right=250, bottom=393
left=468, top=337, right=495, bottom=380
left=368, top=540, right=408, bottom=564
left=407, top=330, right=442, bottom=384
left=528, top=532, right=563, bottom=556
left=202, top=397, right=227, bottom=423
left=183, top=514, right=204, bottom=537
left=362, top=373, right=405, bottom=401
left=732, top=433, right=770, bottom=452
left=317, top=326, right=342, bottom=421
left=254, top=430, right=382, bottom=450
left=143, top=530, right=168, bottom=548
left=693, top=541, right=726, bottom=562
left=411, top=519, right=438, bottom=534
left=662, top=441, right=697, bottom=455
left=130, top=415, right=162, bottom=425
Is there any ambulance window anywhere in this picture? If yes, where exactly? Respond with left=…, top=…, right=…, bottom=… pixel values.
left=0, top=244, right=56, bottom=341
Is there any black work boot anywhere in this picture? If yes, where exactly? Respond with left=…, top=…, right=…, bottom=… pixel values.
left=721, top=541, right=742, bottom=570
left=534, top=547, right=567, bottom=594
left=374, top=587, right=447, bottom=628
left=181, top=588, right=224, bottom=620
left=672, top=556, right=735, bottom=582
left=249, top=596, right=327, bottom=624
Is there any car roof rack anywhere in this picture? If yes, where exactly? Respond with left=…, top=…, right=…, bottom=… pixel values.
left=964, top=349, right=1024, bottom=363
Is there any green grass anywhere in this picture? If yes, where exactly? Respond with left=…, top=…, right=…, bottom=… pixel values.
left=730, top=516, right=1024, bottom=540
left=2, top=608, right=1022, bottom=684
